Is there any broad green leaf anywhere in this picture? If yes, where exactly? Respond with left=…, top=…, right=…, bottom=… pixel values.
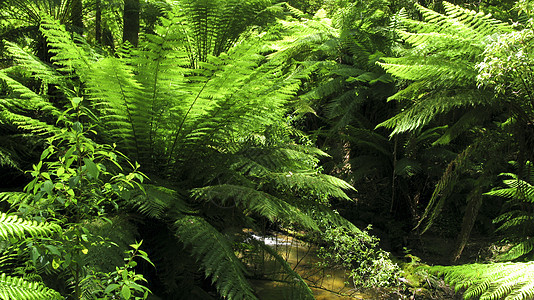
left=104, top=284, right=120, bottom=294
left=83, top=158, right=100, bottom=179
left=121, top=285, right=131, bottom=299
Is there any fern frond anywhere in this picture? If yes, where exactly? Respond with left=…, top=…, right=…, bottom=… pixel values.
left=86, top=56, right=149, bottom=160
left=344, top=126, right=392, bottom=157
left=0, top=109, right=60, bottom=136
left=414, top=145, right=472, bottom=233
left=4, top=41, right=66, bottom=88
left=0, top=273, right=63, bottom=300
left=429, top=262, right=534, bottom=300
left=433, top=109, right=492, bottom=145
left=441, top=2, right=512, bottom=34
left=379, top=56, right=478, bottom=84
left=39, top=14, right=94, bottom=78
left=0, top=54, right=62, bottom=137
left=174, top=215, right=257, bottom=300
left=131, top=185, right=193, bottom=218
left=177, top=0, right=271, bottom=66
left=0, top=192, right=31, bottom=206
left=498, top=239, right=534, bottom=261
left=0, top=212, right=61, bottom=240
left=484, top=164, right=534, bottom=260
left=0, top=148, right=20, bottom=170
left=378, top=1, right=512, bottom=135
left=270, top=172, right=354, bottom=200
left=193, top=184, right=318, bottom=230
left=495, top=214, right=533, bottom=233
left=377, top=89, right=492, bottom=135
left=0, top=70, right=60, bottom=117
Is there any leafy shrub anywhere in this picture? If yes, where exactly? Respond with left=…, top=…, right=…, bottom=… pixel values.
left=316, top=224, right=400, bottom=288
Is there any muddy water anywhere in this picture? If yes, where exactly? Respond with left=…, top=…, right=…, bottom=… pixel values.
left=247, top=233, right=378, bottom=300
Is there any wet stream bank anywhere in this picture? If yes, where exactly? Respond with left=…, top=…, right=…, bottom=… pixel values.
left=246, top=233, right=385, bottom=299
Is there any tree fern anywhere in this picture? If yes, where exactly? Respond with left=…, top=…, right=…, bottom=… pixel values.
left=1, top=5, right=364, bottom=298
left=374, top=1, right=531, bottom=262
left=378, top=1, right=512, bottom=136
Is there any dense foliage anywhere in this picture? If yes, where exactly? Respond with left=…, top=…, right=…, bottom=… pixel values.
left=1, top=0, right=534, bottom=299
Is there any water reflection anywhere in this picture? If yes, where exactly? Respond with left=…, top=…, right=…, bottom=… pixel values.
left=246, top=233, right=377, bottom=299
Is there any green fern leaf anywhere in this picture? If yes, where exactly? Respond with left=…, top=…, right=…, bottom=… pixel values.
left=131, top=185, right=193, bottom=218
left=174, top=215, right=257, bottom=300
left=429, top=262, right=534, bottom=300
left=0, top=212, right=61, bottom=240
left=4, top=41, right=66, bottom=88
left=39, top=14, right=94, bottom=78
left=193, top=184, right=319, bottom=230
left=0, top=192, right=31, bottom=206
left=0, top=273, right=63, bottom=300
left=378, top=1, right=512, bottom=135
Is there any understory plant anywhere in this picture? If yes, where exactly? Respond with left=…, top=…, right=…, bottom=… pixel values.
left=316, top=223, right=401, bottom=289
left=0, top=98, right=151, bottom=299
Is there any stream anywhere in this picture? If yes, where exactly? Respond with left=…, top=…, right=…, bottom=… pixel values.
left=246, top=233, right=382, bottom=299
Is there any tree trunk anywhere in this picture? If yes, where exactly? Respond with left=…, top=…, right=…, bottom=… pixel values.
left=123, top=0, right=140, bottom=47
left=71, top=0, right=84, bottom=34
left=95, top=0, right=101, bottom=43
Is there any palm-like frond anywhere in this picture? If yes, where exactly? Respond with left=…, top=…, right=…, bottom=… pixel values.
left=39, top=15, right=94, bottom=77
left=0, top=146, right=19, bottom=170
left=193, top=184, right=319, bottom=230
left=0, top=0, right=75, bottom=26
left=85, top=56, right=148, bottom=161
left=0, top=211, right=63, bottom=299
left=0, top=192, right=31, bottom=206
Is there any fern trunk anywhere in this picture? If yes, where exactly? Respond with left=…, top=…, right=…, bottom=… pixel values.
left=95, top=0, right=101, bottom=43
left=123, top=0, right=140, bottom=46
left=71, top=0, right=83, bottom=34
